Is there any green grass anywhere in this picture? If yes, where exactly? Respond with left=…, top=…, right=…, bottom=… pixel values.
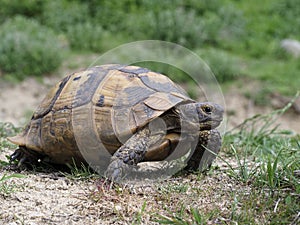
left=0, top=122, right=20, bottom=151
left=0, top=173, right=26, bottom=196
left=63, top=159, right=99, bottom=180
left=197, top=47, right=300, bottom=98
left=0, top=0, right=299, bottom=99
left=221, top=103, right=299, bottom=224
left=242, top=57, right=300, bottom=96
left=0, top=122, right=26, bottom=196
left=156, top=205, right=213, bottom=225
left=223, top=96, right=299, bottom=185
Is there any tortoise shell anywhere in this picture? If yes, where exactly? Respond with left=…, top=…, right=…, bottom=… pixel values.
left=8, top=64, right=195, bottom=165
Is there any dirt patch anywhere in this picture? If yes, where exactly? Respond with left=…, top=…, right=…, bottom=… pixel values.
left=224, top=87, right=300, bottom=134
left=0, top=77, right=57, bottom=127
left=0, top=162, right=252, bottom=224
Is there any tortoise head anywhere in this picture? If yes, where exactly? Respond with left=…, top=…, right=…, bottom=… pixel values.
left=178, top=102, right=224, bottom=131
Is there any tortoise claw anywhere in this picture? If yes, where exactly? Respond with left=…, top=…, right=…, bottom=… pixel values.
left=9, top=147, right=43, bottom=167
left=8, top=148, right=28, bottom=170
left=104, top=158, right=128, bottom=183
left=10, top=148, right=24, bottom=163
left=104, top=157, right=143, bottom=183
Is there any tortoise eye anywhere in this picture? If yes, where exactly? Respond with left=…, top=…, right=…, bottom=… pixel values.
left=203, top=106, right=212, bottom=114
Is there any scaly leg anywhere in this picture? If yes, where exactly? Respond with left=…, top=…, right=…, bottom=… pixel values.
left=105, top=125, right=165, bottom=182
left=185, top=129, right=221, bottom=172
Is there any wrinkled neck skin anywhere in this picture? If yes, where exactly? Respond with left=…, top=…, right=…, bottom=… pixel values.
left=176, top=104, right=200, bottom=134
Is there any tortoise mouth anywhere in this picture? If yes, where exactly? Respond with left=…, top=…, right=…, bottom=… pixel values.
left=199, top=118, right=222, bottom=130
left=181, top=117, right=222, bottom=133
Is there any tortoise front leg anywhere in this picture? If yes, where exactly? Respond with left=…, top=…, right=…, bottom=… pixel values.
left=185, top=129, right=221, bottom=172
left=105, top=126, right=165, bottom=182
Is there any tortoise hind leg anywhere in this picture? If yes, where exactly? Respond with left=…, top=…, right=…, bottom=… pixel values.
left=10, top=146, right=45, bottom=167
left=105, top=126, right=165, bottom=182
left=185, top=129, right=221, bottom=172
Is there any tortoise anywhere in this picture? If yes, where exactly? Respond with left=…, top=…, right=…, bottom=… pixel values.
left=8, top=64, right=224, bottom=182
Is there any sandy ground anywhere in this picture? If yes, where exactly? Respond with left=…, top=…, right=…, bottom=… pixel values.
left=0, top=164, right=248, bottom=224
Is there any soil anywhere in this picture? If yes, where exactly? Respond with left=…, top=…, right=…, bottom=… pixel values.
left=0, top=164, right=250, bottom=224
left=0, top=72, right=299, bottom=224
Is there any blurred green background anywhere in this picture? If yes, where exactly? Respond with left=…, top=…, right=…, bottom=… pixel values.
left=0, top=0, right=299, bottom=101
